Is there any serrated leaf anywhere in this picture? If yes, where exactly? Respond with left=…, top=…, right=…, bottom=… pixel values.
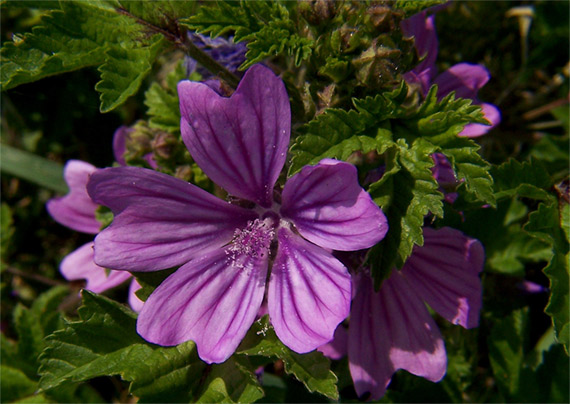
left=437, top=137, right=495, bottom=206
left=39, top=291, right=207, bottom=402
left=183, top=0, right=313, bottom=70
left=524, top=202, right=570, bottom=353
left=144, top=60, right=187, bottom=133
left=2, top=1, right=180, bottom=111
left=181, top=0, right=255, bottom=41
left=492, top=158, right=553, bottom=200
left=237, top=316, right=338, bottom=400
left=488, top=308, right=570, bottom=401
left=96, top=34, right=165, bottom=112
left=1, top=1, right=132, bottom=90
left=288, top=84, right=411, bottom=175
left=367, top=138, right=443, bottom=287
left=196, top=357, right=264, bottom=403
left=12, top=286, right=68, bottom=379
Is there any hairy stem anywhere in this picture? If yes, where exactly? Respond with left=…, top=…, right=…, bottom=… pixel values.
left=116, top=7, right=241, bottom=88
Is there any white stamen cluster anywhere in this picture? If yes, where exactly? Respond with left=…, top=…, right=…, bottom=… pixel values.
left=227, top=218, right=275, bottom=259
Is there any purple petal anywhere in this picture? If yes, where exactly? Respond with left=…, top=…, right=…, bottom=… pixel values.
left=137, top=247, right=267, bottom=364
left=112, top=126, right=130, bottom=166
left=280, top=159, right=388, bottom=251
left=348, top=272, right=446, bottom=400
left=47, top=160, right=100, bottom=234
left=317, top=325, right=348, bottom=360
left=268, top=227, right=351, bottom=353
left=60, top=242, right=132, bottom=293
left=432, top=153, right=457, bottom=188
left=401, top=12, right=438, bottom=82
left=112, top=125, right=157, bottom=168
left=88, top=166, right=257, bottom=271
left=401, top=227, right=484, bottom=329
left=460, top=102, right=501, bottom=137
left=128, top=279, right=144, bottom=312
left=179, top=64, right=290, bottom=207
left=433, top=63, right=490, bottom=100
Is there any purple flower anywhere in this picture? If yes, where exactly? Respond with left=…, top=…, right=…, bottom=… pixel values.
left=185, top=33, right=247, bottom=78
left=47, top=146, right=143, bottom=310
left=320, top=227, right=484, bottom=399
left=87, top=64, right=388, bottom=364
left=401, top=12, right=501, bottom=137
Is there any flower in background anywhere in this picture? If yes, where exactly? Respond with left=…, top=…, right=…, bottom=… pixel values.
left=320, top=227, right=484, bottom=399
left=47, top=128, right=144, bottom=312
left=185, top=32, right=247, bottom=78
left=401, top=11, right=501, bottom=137
left=88, top=64, right=388, bottom=364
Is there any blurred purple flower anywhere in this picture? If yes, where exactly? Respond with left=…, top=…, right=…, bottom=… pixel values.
left=320, top=227, right=484, bottom=399
left=185, top=32, right=247, bottom=79
left=88, top=64, right=388, bottom=364
left=401, top=12, right=501, bottom=137
left=47, top=132, right=144, bottom=310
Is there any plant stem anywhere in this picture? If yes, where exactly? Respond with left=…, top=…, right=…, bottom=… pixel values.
left=116, top=7, right=241, bottom=88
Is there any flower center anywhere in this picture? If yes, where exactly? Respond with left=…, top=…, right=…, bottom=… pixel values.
left=227, top=218, right=276, bottom=260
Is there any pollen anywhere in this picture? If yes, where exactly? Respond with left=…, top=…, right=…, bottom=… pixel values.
left=227, top=218, right=276, bottom=260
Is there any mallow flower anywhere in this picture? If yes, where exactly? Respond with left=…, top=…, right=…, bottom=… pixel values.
left=46, top=153, right=143, bottom=312
left=87, top=64, right=388, bottom=364
left=401, top=11, right=501, bottom=137
left=320, top=227, right=484, bottom=399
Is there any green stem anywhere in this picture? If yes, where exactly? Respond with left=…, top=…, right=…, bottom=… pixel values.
left=116, top=7, right=241, bottom=88
left=178, top=35, right=241, bottom=88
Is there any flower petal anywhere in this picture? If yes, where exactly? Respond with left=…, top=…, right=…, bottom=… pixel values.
left=317, top=325, right=348, bottom=360
left=401, top=12, right=438, bottom=83
left=401, top=227, right=484, bottom=329
left=268, top=227, right=351, bottom=353
left=112, top=126, right=130, bottom=166
left=433, top=63, right=490, bottom=100
left=280, top=159, right=388, bottom=251
left=60, top=242, right=132, bottom=293
left=460, top=102, right=501, bottom=137
left=179, top=64, right=290, bottom=207
left=128, top=279, right=144, bottom=312
left=88, top=166, right=257, bottom=271
left=47, top=160, right=100, bottom=234
left=348, top=272, right=446, bottom=400
left=136, top=247, right=267, bottom=364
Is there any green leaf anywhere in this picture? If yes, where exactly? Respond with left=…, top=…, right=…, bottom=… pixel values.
left=96, top=34, right=165, bottom=112
left=488, top=308, right=570, bottom=402
left=1, top=1, right=123, bottom=90
left=39, top=291, right=207, bottom=402
left=1, top=1, right=182, bottom=111
left=183, top=0, right=313, bottom=69
left=289, top=83, right=410, bottom=175
left=1, top=366, right=37, bottom=403
left=181, top=0, right=255, bottom=41
left=144, top=59, right=187, bottom=133
left=488, top=308, right=535, bottom=400
left=437, top=137, right=496, bottom=206
left=196, top=357, right=264, bottom=403
left=367, top=138, right=443, bottom=286
left=492, top=159, right=553, bottom=200
left=0, top=144, right=67, bottom=193
left=238, top=316, right=339, bottom=400
left=1, top=203, right=15, bottom=263
left=524, top=202, right=570, bottom=353
left=394, top=0, right=446, bottom=16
